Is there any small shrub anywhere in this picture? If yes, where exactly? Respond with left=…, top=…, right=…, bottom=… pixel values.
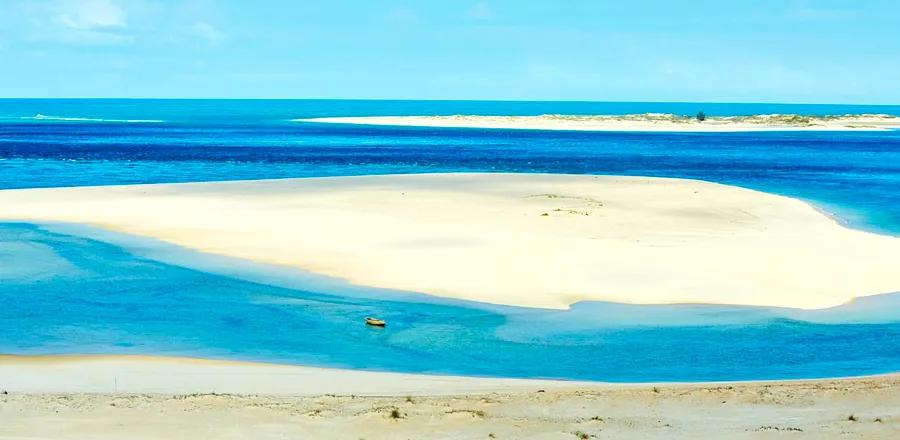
left=696, top=111, right=707, bottom=121
left=848, top=414, right=858, bottom=422
left=447, top=409, right=486, bottom=418
left=574, top=431, right=590, bottom=439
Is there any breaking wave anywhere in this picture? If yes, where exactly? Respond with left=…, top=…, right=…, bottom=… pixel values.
left=22, top=113, right=163, bottom=123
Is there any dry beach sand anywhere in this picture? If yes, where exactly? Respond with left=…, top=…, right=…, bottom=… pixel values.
left=0, top=355, right=898, bottom=440
left=298, top=113, right=900, bottom=132
left=0, top=173, right=898, bottom=309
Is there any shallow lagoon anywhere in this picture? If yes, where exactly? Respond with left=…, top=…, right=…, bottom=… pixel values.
left=2, top=222, right=898, bottom=382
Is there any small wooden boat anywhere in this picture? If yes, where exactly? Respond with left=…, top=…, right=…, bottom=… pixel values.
left=365, top=317, right=386, bottom=327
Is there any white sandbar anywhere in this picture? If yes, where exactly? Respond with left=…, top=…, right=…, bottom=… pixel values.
left=1, top=173, right=898, bottom=309
left=298, top=114, right=900, bottom=132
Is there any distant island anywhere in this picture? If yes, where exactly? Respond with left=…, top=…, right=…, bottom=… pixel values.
left=298, top=113, right=900, bottom=132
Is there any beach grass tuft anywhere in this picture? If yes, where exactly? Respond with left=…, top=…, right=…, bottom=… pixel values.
left=447, top=409, right=486, bottom=418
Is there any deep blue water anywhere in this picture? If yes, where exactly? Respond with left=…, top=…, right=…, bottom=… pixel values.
left=2, top=99, right=900, bottom=234
left=1, top=99, right=899, bottom=382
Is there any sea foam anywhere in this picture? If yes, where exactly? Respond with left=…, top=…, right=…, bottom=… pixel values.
left=23, top=113, right=163, bottom=123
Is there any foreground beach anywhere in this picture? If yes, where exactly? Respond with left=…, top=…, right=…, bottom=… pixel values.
left=1, top=173, right=898, bottom=309
left=1, top=356, right=897, bottom=439
left=298, top=113, right=900, bottom=132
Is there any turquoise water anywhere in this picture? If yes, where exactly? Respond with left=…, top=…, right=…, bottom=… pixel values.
left=2, top=223, right=898, bottom=382
left=1, top=99, right=899, bottom=381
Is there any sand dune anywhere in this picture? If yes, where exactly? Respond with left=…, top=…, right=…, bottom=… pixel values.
left=0, top=355, right=897, bottom=440
left=1, top=173, right=898, bottom=309
left=297, top=113, right=900, bottom=132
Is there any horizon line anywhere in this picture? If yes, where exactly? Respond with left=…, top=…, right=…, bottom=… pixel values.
left=1, top=97, right=899, bottom=107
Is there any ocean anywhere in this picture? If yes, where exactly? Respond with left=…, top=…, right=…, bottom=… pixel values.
left=1, top=99, right=898, bottom=381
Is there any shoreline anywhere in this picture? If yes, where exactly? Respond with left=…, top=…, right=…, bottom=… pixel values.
left=0, top=354, right=584, bottom=396
left=2, top=353, right=898, bottom=394
left=297, top=114, right=900, bottom=132
left=1, top=173, right=898, bottom=310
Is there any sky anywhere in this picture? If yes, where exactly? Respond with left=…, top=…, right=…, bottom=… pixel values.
left=0, top=0, right=898, bottom=103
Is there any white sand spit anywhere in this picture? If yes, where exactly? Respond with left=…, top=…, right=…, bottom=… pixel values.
left=1, top=173, right=898, bottom=309
left=298, top=113, right=900, bottom=132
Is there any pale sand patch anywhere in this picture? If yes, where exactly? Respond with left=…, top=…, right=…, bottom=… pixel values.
left=0, top=355, right=897, bottom=439
left=298, top=114, right=900, bottom=132
left=1, top=173, right=898, bottom=309
left=0, top=355, right=575, bottom=395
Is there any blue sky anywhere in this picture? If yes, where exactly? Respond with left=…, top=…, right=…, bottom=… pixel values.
left=1, top=0, right=898, bottom=103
